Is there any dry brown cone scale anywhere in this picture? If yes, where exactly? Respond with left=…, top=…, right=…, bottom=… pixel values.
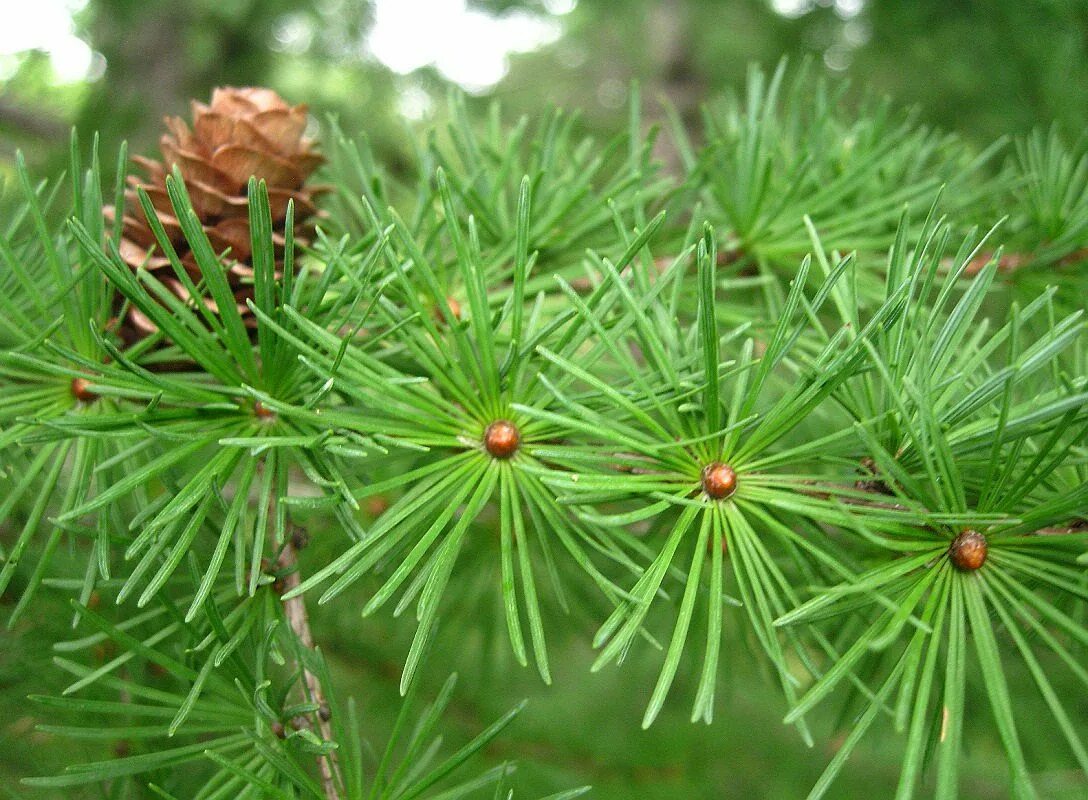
left=110, top=87, right=324, bottom=343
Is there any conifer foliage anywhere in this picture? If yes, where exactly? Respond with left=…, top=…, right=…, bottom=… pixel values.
left=1, top=65, right=1086, bottom=798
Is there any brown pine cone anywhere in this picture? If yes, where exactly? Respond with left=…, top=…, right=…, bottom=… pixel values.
left=111, top=87, right=323, bottom=342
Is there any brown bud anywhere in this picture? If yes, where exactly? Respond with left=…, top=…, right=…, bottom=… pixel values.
left=949, top=529, right=987, bottom=571
left=290, top=525, right=310, bottom=550
left=365, top=495, right=390, bottom=517
left=707, top=536, right=728, bottom=556
left=855, top=456, right=892, bottom=495
left=271, top=721, right=286, bottom=739
left=434, top=296, right=462, bottom=323
left=71, top=377, right=98, bottom=403
left=318, top=702, right=332, bottom=721
left=484, top=420, right=520, bottom=459
left=701, top=462, right=737, bottom=500
left=254, top=400, right=277, bottom=420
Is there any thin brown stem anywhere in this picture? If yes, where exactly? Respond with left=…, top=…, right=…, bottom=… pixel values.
left=276, top=525, right=342, bottom=799
left=964, top=246, right=1088, bottom=275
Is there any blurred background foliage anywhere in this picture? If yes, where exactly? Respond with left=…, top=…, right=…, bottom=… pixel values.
left=2, top=0, right=1087, bottom=178
left=2, top=1, right=1088, bottom=798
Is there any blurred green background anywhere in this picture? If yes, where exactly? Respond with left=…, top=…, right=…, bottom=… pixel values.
left=3, top=0, right=1087, bottom=176
left=3, top=1, right=1088, bottom=798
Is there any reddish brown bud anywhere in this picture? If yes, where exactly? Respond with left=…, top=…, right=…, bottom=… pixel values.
left=290, top=525, right=309, bottom=550
left=271, top=721, right=286, bottom=739
left=430, top=296, right=461, bottom=324
left=484, top=420, right=520, bottom=459
left=855, top=456, right=892, bottom=495
left=365, top=495, right=390, bottom=517
left=318, top=702, right=332, bottom=721
left=71, top=377, right=98, bottom=403
left=254, top=400, right=276, bottom=420
left=707, top=535, right=728, bottom=556
left=701, top=462, right=737, bottom=500
left=949, top=529, right=987, bottom=571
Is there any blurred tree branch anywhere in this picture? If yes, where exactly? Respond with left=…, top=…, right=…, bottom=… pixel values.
left=0, top=96, right=66, bottom=140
